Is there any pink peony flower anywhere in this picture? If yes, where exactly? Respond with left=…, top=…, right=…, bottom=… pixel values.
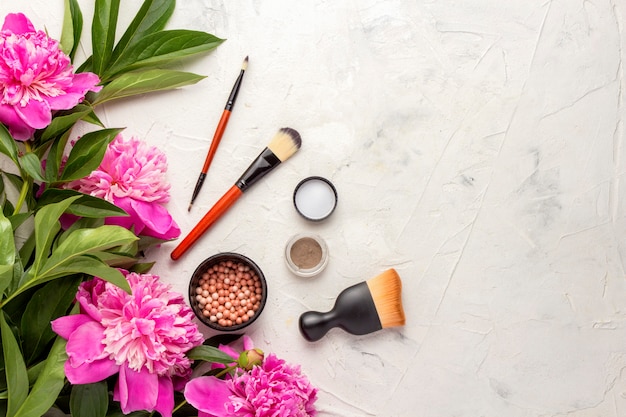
left=65, top=134, right=180, bottom=240
left=0, top=13, right=101, bottom=140
left=185, top=337, right=318, bottom=417
left=51, top=271, right=204, bottom=417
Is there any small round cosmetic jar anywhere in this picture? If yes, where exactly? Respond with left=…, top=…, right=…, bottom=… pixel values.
left=293, top=176, right=337, bottom=221
left=189, top=252, right=267, bottom=332
left=284, top=233, right=329, bottom=277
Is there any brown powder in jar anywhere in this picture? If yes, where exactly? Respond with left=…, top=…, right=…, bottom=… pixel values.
left=290, top=237, right=323, bottom=269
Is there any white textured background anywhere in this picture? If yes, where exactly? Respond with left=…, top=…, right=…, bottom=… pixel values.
left=3, top=1, right=626, bottom=416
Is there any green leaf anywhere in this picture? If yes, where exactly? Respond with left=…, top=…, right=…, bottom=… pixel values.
left=70, top=381, right=108, bottom=417
left=109, top=0, right=175, bottom=64
left=91, top=251, right=139, bottom=268
left=60, top=128, right=123, bottom=181
left=6, top=258, right=24, bottom=300
left=39, top=105, right=92, bottom=144
left=92, top=0, right=121, bottom=75
left=82, top=109, right=104, bottom=127
left=186, top=345, right=236, bottom=365
left=61, top=217, right=104, bottom=235
left=43, top=131, right=71, bottom=183
left=36, top=255, right=130, bottom=292
left=31, top=196, right=81, bottom=277
left=129, top=261, right=154, bottom=274
left=7, top=212, right=30, bottom=231
left=0, top=210, right=15, bottom=295
left=26, top=361, right=45, bottom=386
left=60, top=0, right=83, bottom=60
left=103, top=30, right=224, bottom=80
left=0, top=312, right=28, bottom=417
left=0, top=265, right=13, bottom=297
left=37, top=189, right=128, bottom=219
left=0, top=212, right=15, bottom=265
left=18, top=153, right=45, bottom=182
left=44, top=225, right=137, bottom=268
left=21, top=276, right=81, bottom=364
left=17, top=233, right=35, bottom=277
left=0, top=124, right=18, bottom=164
left=3, top=172, right=23, bottom=195
left=13, top=335, right=68, bottom=417
left=93, top=69, right=206, bottom=105
left=32, top=225, right=136, bottom=291
left=107, top=411, right=150, bottom=417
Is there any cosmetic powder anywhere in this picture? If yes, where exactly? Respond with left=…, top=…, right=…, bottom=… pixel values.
left=290, top=237, right=322, bottom=269
left=285, top=233, right=329, bottom=277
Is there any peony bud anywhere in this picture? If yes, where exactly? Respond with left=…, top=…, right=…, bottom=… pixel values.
left=238, top=348, right=264, bottom=370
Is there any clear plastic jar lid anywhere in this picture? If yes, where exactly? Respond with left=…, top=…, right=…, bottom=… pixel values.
left=293, top=176, right=337, bottom=221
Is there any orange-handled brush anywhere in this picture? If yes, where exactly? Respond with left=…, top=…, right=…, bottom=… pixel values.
left=171, top=128, right=302, bottom=260
left=188, top=57, right=249, bottom=211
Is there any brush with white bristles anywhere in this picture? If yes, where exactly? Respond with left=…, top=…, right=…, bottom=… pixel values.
left=171, top=128, right=302, bottom=260
left=299, top=268, right=406, bottom=342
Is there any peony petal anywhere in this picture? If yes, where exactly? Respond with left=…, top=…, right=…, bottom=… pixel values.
left=184, top=377, right=232, bottom=415
left=65, top=357, right=119, bottom=384
left=71, top=72, right=102, bottom=93
left=50, top=314, right=94, bottom=340
left=0, top=103, right=34, bottom=140
left=154, top=376, right=175, bottom=417
left=116, top=364, right=159, bottom=414
left=75, top=279, right=106, bottom=322
left=106, top=196, right=140, bottom=232
left=130, top=200, right=180, bottom=239
left=242, top=335, right=254, bottom=351
left=217, top=344, right=240, bottom=361
left=46, top=92, right=86, bottom=111
left=66, top=321, right=107, bottom=365
left=47, top=72, right=102, bottom=110
left=14, top=98, right=51, bottom=129
left=2, top=13, right=35, bottom=34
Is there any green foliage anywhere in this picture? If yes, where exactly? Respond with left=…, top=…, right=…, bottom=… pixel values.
left=186, top=345, right=239, bottom=365
left=70, top=381, right=109, bottom=417
left=0, top=0, right=224, bottom=415
left=102, top=30, right=224, bottom=80
left=93, top=69, right=206, bottom=105
left=60, top=0, right=84, bottom=60
left=60, top=128, right=123, bottom=181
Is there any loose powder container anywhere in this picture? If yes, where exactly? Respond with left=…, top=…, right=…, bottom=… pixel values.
left=285, top=233, right=329, bottom=277
left=293, top=176, right=337, bottom=221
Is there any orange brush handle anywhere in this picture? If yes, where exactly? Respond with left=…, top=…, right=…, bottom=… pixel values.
left=171, top=184, right=243, bottom=260
left=202, top=110, right=232, bottom=173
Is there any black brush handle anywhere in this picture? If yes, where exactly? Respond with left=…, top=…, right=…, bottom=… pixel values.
left=298, top=281, right=382, bottom=342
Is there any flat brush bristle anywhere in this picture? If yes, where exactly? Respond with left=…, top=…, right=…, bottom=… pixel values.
left=242, top=56, right=249, bottom=71
left=366, top=269, right=406, bottom=328
left=268, top=127, right=302, bottom=162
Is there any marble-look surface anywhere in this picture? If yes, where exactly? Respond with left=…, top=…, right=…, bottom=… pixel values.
left=3, top=1, right=626, bottom=416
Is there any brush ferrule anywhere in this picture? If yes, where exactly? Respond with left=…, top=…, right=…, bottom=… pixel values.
left=236, top=147, right=281, bottom=192
left=189, top=172, right=207, bottom=206
left=225, top=70, right=245, bottom=111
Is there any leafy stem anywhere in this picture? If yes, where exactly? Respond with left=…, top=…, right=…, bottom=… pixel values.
left=171, top=400, right=187, bottom=414
left=13, top=141, right=33, bottom=215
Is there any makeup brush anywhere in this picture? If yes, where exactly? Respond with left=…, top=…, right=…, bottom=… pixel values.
left=188, top=56, right=249, bottom=211
left=171, top=127, right=302, bottom=260
left=298, top=268, right=406, bottom=342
